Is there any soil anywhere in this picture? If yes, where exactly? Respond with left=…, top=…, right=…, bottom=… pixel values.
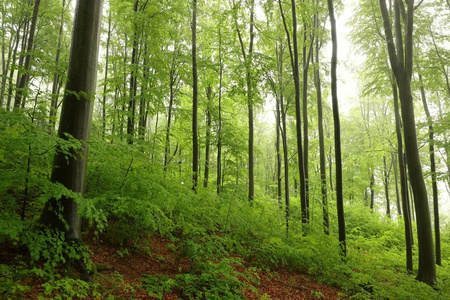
left=88, top=235, right=345, bottom=299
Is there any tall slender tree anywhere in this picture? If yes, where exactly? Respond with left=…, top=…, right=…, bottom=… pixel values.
left=327, top=0, right=346, bottom=256
left=418, top=73, right=441, bottom=266
left=379, top=0, right=436, bottom=285
left=192, top=0, right=199, bottom=190
left=14, top=0, right=41, bottom=109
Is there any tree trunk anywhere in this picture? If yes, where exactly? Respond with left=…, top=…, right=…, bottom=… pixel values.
left=313, top=24, right=329, bottom=235
left=203, top=86, right=212, bottom=188
left=392, top=152, right=402, bottom=216
left=383, top=156, right=391, bottom=218
left=164, top=67, right=176, bottom=172
left=4, top=24, right=21, bottom=111
left=327, top=0, right=346, bottom=256
left=40, top=0, right=103, bottom=242
left=302, top=23, right=314, bottom=222
left=14, top=0, right=41, bottom=109
left=127, top=0, right=139, bottom=145
left=191, top=0, right=199, bottom=190
left=418, top=73, right=441, bottom=266
left=379, top=0, right=436, bottom=285
left=100, top=10, right=111, bottom=138
left=216, top=27, right=223, bottom=194
left=370, top=172, right=375, bottom=212
left=275, top=82, right=282, bottom=208
left=392, top=81, right=412, bottom=271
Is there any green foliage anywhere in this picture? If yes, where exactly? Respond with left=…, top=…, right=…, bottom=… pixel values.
left=40, top=277, right=100, bottom=300
left=142, top=258, right=257, bottom=299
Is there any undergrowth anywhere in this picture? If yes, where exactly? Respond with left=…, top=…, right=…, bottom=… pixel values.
left=1, top=113, right=450, bottom=299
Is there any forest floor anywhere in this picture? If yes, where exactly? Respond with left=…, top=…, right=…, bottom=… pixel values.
left=88, top=235, right=345, bottom=299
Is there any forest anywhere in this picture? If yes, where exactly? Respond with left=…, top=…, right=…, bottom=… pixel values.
left=1, top=0, right=450, bottom=298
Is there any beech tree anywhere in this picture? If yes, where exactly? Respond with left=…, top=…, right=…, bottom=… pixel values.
left=40, top=0, right=103, bottom=241
left=379, top=0, right=436, bottom=285
left=327, top=0, right=346, bottom=256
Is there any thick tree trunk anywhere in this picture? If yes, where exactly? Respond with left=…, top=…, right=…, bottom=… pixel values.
left=40, top=0, right=103, bottom=241
left=14, top=0, right=41, bottom=109
left=380, top=0, right=435, bottom=283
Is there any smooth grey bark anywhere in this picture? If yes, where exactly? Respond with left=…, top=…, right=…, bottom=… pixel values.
left=370, top=172, right=375, bottom=211
left=392, top=152, right=402, bottom=216
left=164, top=64, right=177, bottom=172
left=383, top=156, right=391, bottom=218
left=127, top=1, right=139, bottom=144
left=290, top=0, right=307, bottom=227
left=391, top=78, right=412, bottom=271
left=216, top=27, right=223, bottom=194
left=327, top=0, right=346, bottom=256
left=40, top=0, right=103, bottom=241
left=302, top=23, right=314, bottom=222
left=418, top=73, right=441, bottom=266
left=192, top=0, right=199, bottom=190
left=14, top=0, right=41, bottom=109
left=278, top=0, right=306, bottom=227
left=379, top=0, right=436, bottom=284
left=203, top=86, right=212, bottom=188
left=2, top=23, right=21, bottom=110
left=313, top=22, right=329, bottom=235
left=49, top=0, right=67, bottom=129
left=275, top=81, right=282, bottom=208
left=233, top=0, right=255, bottom=201
left=100, top=9, right=111, bottom=138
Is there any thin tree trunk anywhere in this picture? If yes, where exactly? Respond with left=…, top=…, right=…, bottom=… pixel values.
left=191, top=0, right=199, bottom=190
left=313, top=23, right=329, bottom=234
left=275, top=82, right=282, bottom=208
left=216, top=27, right=223, bottom=194
left=203, top=85, right=212, bottom=188
left=100, top=10, right=111, bottom=138
left=164, top=67, right=176, bottom=172
left=370, top=172, right=375, bottom=211
left=418, top=73, right=441, bottom=266
left=327, top=0, right=346, bottom=256
left=138, top=42, right=149, bottom=140
left=383, top=156, right=391, bottom=218
left=302, top=23, right=314, bottom=222
left=392, top=80, right=413, bottom=272
left=4, top=25, right=21, bottom=111
left=49, top=0, right=66, bottom=128
left=14, top=0, right=41, bottom=109
left=127, top=0, right=139, bottom=144
left=392, top=152, right=402, bottom=216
